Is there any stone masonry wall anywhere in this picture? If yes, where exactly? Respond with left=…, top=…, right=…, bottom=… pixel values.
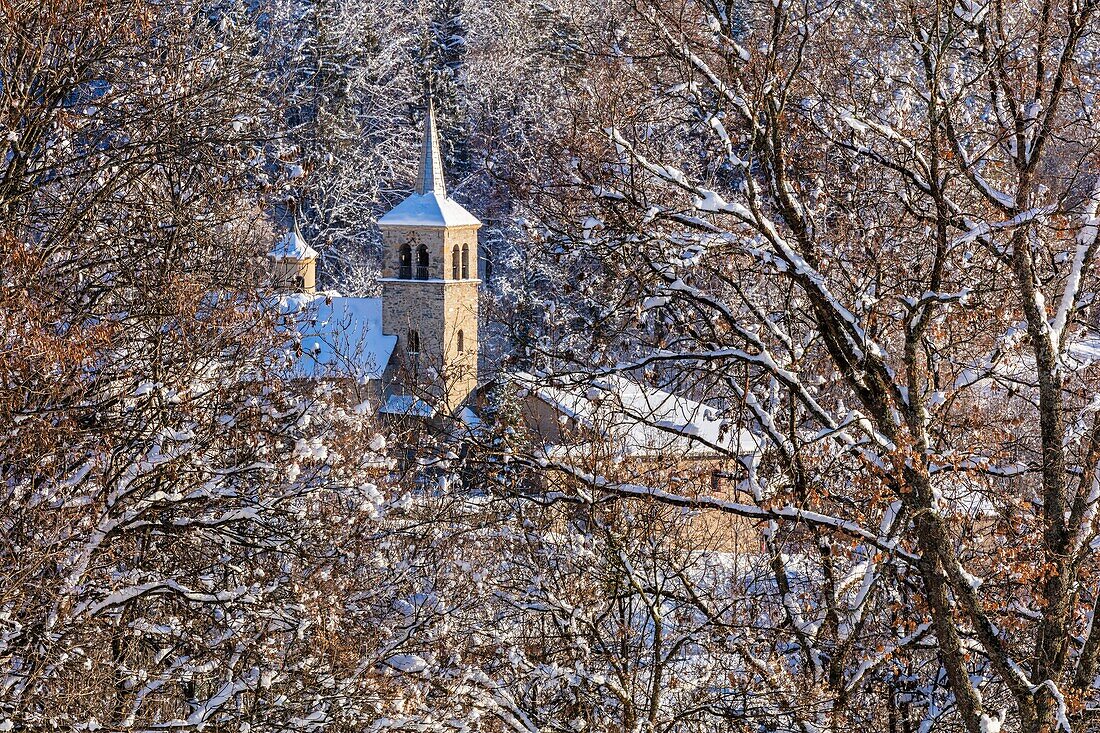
left=381, top=277, right=479, bottom=412
left=380, top=225, right=479, bottom=281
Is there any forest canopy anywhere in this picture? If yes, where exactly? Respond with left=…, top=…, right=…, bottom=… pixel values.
left=3, top=0, right=1100, bottom=732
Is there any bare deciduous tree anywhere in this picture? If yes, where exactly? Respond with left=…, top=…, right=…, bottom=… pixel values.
left=498, top=0, right=1100, bottom=730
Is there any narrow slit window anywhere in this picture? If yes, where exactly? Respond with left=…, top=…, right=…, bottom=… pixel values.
left=461, top=243, right=470, bottom=279
left=407, top=330, right=420, bottom=355
left=457, top=330, right=464, bottom=352
left=452, top=245, right=461, bottom=279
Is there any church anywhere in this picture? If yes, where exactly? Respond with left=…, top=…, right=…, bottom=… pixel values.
left=270, top=98, right=481, bottom=420
left=268, top=98, right=757, bottom=467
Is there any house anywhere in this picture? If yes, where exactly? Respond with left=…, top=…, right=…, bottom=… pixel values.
left=511, top=372, right=759, bottom=462
left=501, top=371, right=763, bottom=551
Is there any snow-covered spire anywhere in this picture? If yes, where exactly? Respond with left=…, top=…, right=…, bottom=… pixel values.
left=416, top=92, right=447, bottom=197
left=290, top=207, right=306, bottom=248
left=377, top=88, right=479, bottom=229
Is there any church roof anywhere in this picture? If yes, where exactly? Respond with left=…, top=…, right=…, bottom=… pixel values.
left=277, top=293, right=396, bottom=381
left=377, top=95, right=480, bottom=229
left=379, top=394, right=437, bottom=418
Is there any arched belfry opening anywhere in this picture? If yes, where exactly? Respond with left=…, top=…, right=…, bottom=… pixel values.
left=416, top=245, right=429, bottom=280
left=399, top=243, right=412, bottom=279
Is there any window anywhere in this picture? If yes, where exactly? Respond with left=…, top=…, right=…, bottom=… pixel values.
left=398, top=244, right=412, bottom=279
left=407, top=329, right=420, bottom=355
left=457, top=330, right=464, bottom=352
left=461, top=243, right=470, bottom=279
left=416, top=245, right=429, bottom=280
left=452, top=245, right=460, bottom=279
left=294, top=275, right=305, bottom=290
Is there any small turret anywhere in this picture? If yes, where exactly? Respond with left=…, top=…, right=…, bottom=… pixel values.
left=269, top=217, right=319, bottom=293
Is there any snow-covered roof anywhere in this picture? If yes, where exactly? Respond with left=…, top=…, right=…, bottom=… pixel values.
left=1070, top=339, right=1100, bottom=365
left=380, top=394, right=437, bottom=418
left=458, top=406, right=481, bottom=428
left=378, top=191, right=481, bottom=228
left=517, top=372, right=760, bottom=458
left=270, top=226, right=318, bottom=260
left=278, top=293, right=396, bottom=381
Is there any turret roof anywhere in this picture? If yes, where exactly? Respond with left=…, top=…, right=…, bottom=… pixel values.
left=270, top=218, right=318, bottom=260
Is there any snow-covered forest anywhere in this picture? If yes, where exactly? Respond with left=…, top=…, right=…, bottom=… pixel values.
left=5, top=0, right=1100, bottom=731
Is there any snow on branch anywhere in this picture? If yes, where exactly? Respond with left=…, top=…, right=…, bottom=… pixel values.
left=606, top=128, right=892, bottom=374
left=531, top=455, right=919, bottom=564
left=1051, top=178, right=1100, bottom=347
left=77, top=579, right=260, bottom=618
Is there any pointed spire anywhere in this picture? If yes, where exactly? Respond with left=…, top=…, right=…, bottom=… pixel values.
left=416, top=88, right=447, bottom=197
left=378, top=83, right=480, bottom=229
left=291, top=201, right=304, bottom=241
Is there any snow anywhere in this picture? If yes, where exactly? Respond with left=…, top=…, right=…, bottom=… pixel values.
left=377, top=191, right=481, bottom=228
left=694, top=190, right=729, bottom=212
left=516, top=372, right=760, bottom=458
left=840, top=111, right=869, bottom=134
left=458, top=406, right=482, bottom=430
left=269, top=228, right=318, bottom=260
left=959, top=565, right=983, bottom=590
left=278, top=293, right=396, bottom=381
left=379, top=394, right=437, bottom=418
left=954, top=0, right=989, bottom=23
left=1051, top=179, right=1100, bottom=344
left=954, top=206, right=1055, bottom=247
left=385, top=654, right=428, bottom=673
left=133, top=381, right=156, bottom=397
left=980, top=711, right=1005, bottom=733
left=610, top=125, right=890, bottom=365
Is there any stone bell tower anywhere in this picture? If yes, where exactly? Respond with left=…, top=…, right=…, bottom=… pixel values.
left=379, top=96, right=480, bottom=413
